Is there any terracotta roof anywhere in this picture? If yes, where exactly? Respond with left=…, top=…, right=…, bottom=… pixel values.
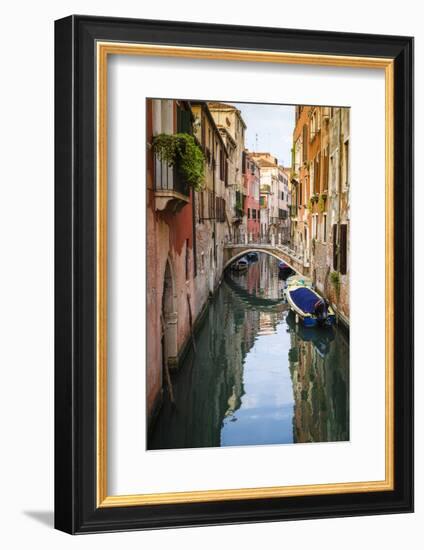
left=190, top=101, right=228, bottom=156
left=254, top=159, right=279, bottom=168
left=207, top=102, right=237, bottom=111
left=207, top=102, right=247, bottom=128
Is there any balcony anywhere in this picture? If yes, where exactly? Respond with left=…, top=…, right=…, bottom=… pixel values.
left=233, top=190, right=245, bottom=224
left=154, top=157, right=190, bottom=213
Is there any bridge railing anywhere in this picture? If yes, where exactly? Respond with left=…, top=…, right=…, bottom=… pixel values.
left=226, top=235, right=271, bottom=246
left=224, top=238, right=306, bottom=269
left=226, top=234, right=294, bottom=248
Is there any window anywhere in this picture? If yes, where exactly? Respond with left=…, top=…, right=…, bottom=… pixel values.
left=314, top=154, right=320, bottom=194
left=241, top=151, right=247, bottom=174
left=310, top=162, right=314, bottom=196
left=312, top=215, right=318, bottom=240
left=294, top=138, right=301, bottom=173
left=323, top=147, right=329, bottom=191
left=248, top=208, right=251, bottom=219
left=330, top=155, right=335, bottom=193
left=302, top=124, right=308, bottom=162
left=340, top=224, right=348, bottom=274
left=208, top=190, right=215, bottom=219
left=252, top=209, right=257, bottom=220
left=344, top=140, right=349, bottom=188
left=198, top=191, right=204, bottom=223
left=214, top=196, right=226, bottom=223
left=333, top=224, right=337, bottom=269
left=219, top=148, right=225, bottom=181
left=281, top=191, right=284, bottom=201
left=185, top=239, right=190, bottom=281
left=310, top=111, right=316, bottom=140
left=177, top=105, right=192, bottom=134
left=322, top=214, right=327, bottom=243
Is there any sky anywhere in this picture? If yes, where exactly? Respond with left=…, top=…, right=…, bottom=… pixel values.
left=232, top=102, right=295, bottom=167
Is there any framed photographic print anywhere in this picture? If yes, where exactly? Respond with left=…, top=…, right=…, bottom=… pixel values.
left=54, top=15, right=414, bottom=533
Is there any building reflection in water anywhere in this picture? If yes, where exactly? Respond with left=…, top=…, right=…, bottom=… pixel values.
left=287, top=312, right=349, bottom=443
left=148, top=254, right=349, bottom=450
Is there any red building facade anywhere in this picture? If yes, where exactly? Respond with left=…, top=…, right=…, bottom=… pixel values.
left=146, top=99, right=230, bottom=426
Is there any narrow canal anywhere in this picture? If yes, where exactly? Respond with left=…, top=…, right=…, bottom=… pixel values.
left=148, top=254, right=349, bottom=450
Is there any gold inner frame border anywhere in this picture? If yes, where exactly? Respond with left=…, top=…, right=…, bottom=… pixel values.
left=96, top=41, right=394, bottom=508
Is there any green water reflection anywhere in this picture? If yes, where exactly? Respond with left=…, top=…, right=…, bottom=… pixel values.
left=148, top=254, right=349, bottom=450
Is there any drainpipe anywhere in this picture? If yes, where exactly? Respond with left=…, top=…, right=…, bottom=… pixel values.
left=337, top=108, right=343, bottom=271
left=334, top=108, right=343, bottom=323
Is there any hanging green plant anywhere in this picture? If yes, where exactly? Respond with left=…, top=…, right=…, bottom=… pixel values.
left=152, top=133, right=205, bottom=191
left=318, top=193, right=326, bottom=213
left=307, top=198, right=314, bottom=212
left=311, top=193, right=319, bottom=203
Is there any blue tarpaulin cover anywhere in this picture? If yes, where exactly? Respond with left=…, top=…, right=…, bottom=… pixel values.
left=289, top=287, right=322, bottom=314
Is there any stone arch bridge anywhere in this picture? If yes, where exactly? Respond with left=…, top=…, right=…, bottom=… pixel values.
left=223, top=243, right=309, bottom=277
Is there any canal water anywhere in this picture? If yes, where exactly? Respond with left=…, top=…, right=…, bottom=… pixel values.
left=148, top=254, right=349, bottom=450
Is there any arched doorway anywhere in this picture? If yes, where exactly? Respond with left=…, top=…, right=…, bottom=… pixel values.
left=161, top=260, right=178, bottom=369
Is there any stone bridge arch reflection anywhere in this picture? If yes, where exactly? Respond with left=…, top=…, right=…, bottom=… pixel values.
left=223, top=271, right=288, bottom=311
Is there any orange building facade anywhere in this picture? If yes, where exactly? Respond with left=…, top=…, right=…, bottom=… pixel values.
left=290, top=106, right=350, bottom=324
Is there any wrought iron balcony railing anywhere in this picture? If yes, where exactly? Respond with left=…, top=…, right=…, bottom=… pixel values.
left=154, top=156, right=190, bottom=212
left=154, top=157, right=190, bottom=197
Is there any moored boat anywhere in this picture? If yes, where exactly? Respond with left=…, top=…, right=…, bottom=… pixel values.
left=278, top=261, right=294, bottom=278
left=285, top=282, right=335, bottom=327
left=285, top=274, right=313, bottom=288
left=286, top=310, right=335, bottom=355
left=246, top=252, right=259, bottom=262
left=231, top=257, right=249, bottom=272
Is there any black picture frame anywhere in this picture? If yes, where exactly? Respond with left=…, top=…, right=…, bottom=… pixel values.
left=55, top=15, right=414, bottom=534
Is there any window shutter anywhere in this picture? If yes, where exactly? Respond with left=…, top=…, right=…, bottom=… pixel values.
left=333, top=224, right=338, bottom=269
left=340, top=224, right=348, bottom=274
left=177, top=108, right=192, bottom=134
left=323, top=150, right=328, bottom=191
left=302, top=125, right=308, bottom=162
